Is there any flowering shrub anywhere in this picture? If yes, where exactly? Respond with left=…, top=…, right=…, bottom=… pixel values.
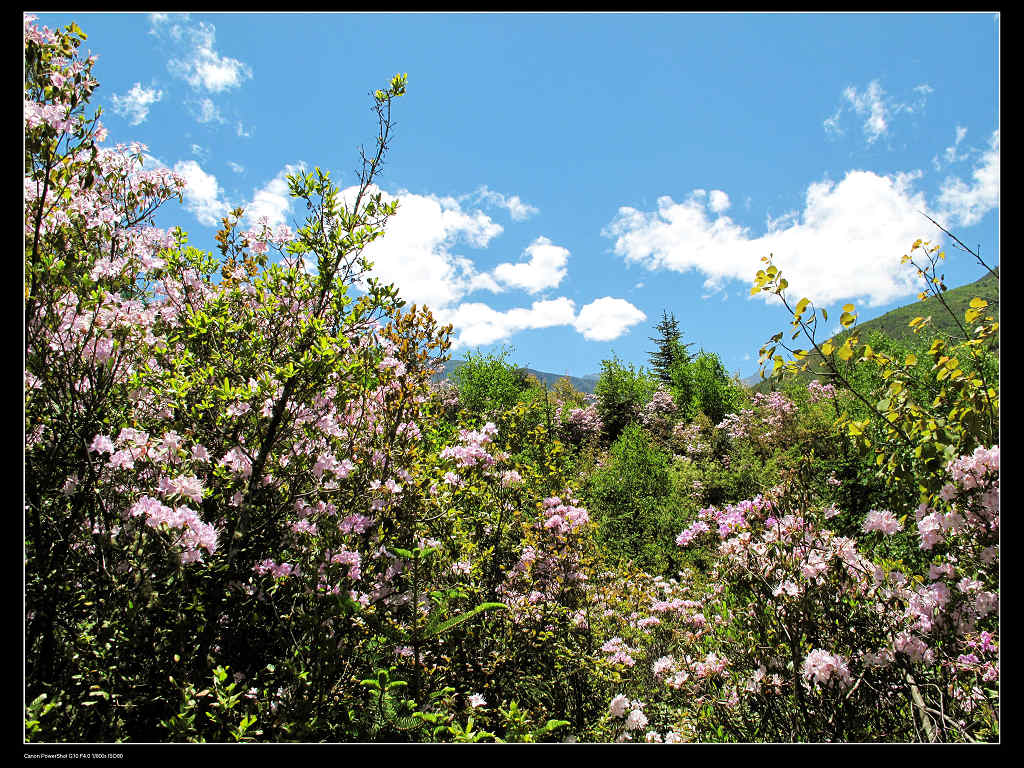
left=657, top=446, right=1000, bottom=741
left=561, top=404, right=603, bottom=445
left=639, top=387, right=677, bottom=436
left=24, top=16, right=996, bottom=744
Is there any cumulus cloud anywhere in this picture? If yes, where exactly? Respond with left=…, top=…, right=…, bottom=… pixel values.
left=936, top=129, right=999, bottom=227
left=437, top=298, right=579, bottom=348
left=492, top=236, right=569, bottom=294
left=340, top=186, right=504, bottom=310
left=244, top=163, right=306, bottom=229
left=110, top=82, right=163, bottom=125
left=573, top=297, right=648, bottom=341
left=227, top=161, right=245, bottom=174
left=824, top=80, right=932, bottom=145
left=173, top=160, right=231, bottom=227
left=708, top=189, right=731, bottom=214
left=603, top=170, right=933, bottom=308
left=327, top=185, right=643, bottom=347
left=470, top=185, right=540, bottom=221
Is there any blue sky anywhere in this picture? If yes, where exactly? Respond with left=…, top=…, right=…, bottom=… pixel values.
left=32, top=12, right=1000, bottom=380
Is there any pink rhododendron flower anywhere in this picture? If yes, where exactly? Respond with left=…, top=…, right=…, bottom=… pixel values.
left=863, top=508, right=903, bottom=535
left=608, top=694, right=630, bottom=718
left=801, top=649, right=852, bottom=689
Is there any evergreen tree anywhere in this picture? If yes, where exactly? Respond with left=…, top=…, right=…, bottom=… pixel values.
left=648, top=310, right=692, bottom=385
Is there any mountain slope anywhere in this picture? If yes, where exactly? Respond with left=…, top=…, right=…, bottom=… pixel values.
left=747, top=269, right=998, bottom=390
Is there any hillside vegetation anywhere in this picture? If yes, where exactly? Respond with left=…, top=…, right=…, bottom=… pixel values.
left=751, top=268, right=999, bottom=393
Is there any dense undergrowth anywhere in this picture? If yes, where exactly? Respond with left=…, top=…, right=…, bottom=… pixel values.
left=25, top=17, right=998, bottom=743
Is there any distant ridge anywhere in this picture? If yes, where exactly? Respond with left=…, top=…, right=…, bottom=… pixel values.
left=435, top=359, right=599, bottom=394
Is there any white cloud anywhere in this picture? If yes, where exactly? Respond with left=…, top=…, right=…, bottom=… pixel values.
left=173, top=160, right=231, bottom=227
left=471, top=185, right=539, bottom=221
left=236, top=122, right=251, bottom=138
left=322, top=184, right=643, bottom=347
left=708, top=190, right=731, bottom=214
left=603, top=170, right=932, bottom=308
left=158, top=19, right=252, bottom=93
left=492, top=236, right=569, bottom=294
left=438, top=298, right=578, bottom=348
left=847, top=80, right=887, bottom=143
left=193, top=97, right=224, bottom=124
left=110, top=83, right=162, bottom=125
left=573, top=297, right=647, bottom=341
left=227, top=161, right=245, bottom=174
left=934, top=125, right=969, bottom=169
left=936, top=129, right=999, bottom=227
left=148, top=12, right=183, bottom=34
left=824, top=80, right=932, bottom=145
left=244, top=163, right=306, bottom=229
left=342, top=186, right=504, bottom=310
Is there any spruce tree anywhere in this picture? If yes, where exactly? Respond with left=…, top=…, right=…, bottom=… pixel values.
left=648, top=310, right=691, bottom=385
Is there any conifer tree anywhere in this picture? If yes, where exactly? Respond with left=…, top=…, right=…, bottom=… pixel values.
left=648, top=310, right=692, bottom=385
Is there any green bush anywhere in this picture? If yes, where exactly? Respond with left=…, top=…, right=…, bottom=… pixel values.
left=453, top=347, right=532, bottom=419
left=594, top=356, right=657, bottom=442
left=585, top=423, right=684, bottom=573
left=670, top=349, right=744, bottom=425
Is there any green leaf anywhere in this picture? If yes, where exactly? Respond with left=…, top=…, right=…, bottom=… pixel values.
left=425, top=602, right=507, bottom=638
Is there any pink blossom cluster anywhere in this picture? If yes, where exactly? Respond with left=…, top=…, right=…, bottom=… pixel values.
left=254, top=559, right=296, bottom=579
left=801, top=648, right=852, bottom=689
left=862, top=508, right=903, bottom=535
left=916, top=444, right=999, bottom=551
left=807, top=379, right=838, bottom=403
left=639, top=388, right=677, bottom=429
left=431, top=381, right=460, bottom=412
left=326, top=549, right=362, bottom=581
left=439, top=422, right=500, bottom=468
left=676, top=496, right=772, bottom=547
left=240, top=217, right=295, bottom=255
left=717, top=391, right=797, bottom=445
left=500, top=469, right=523, bottom=488
left=716, top=410, right=753, bottom=440
left=562, top=404, right=603, bottom=442
left=608, top=695, right=648, bottom=732
left=129, top=495, right=218, bottom=564
left=540, top=494, right=591, bottom=536
left=24, top=14, right=58, bottom=45
left=672, top=422, right=709, bottom=457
